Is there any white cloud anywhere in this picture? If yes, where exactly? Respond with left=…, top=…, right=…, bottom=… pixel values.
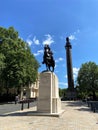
left=55, top=57, right=64, bottom=63
left=65, top=75, right=67, bottom=79
left=26, top=35, right=40, bottom=46
left=69, top=35, right=76, bottom=41
left=59, top=57, right=63, bottom=61
left=59, top=82, right=68, bottom=88
left=67, top=29, right=80, bottom=41
left=59, top=82, right=68, bottom=86
left=73, top=67, right=79, bottom=79
left=65, top=67, right=79, bottom=80
left=26, top=35, right=33, bottom=46
left=33, top=36, right=40, bottom=45
left=34, top=50, right=43, bottom=56
left=26, top=39, right=33, bottom=46
left=42, top=34, right=54, bottom=46
left=26, top=34, right=54, bottom=46
left=18, top=36, right=23, bottom=40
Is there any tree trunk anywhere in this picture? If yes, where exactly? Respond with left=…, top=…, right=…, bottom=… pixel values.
left=92, top=90, right=96, bottom=101
left=6, top=81, right=9, bottom=95
left=17, top=86, right=21, bottom=94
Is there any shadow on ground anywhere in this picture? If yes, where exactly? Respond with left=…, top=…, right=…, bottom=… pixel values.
left=0, top=110, right=37, bottom=117
left=64, top=101, right=85, bottom=107
left=64, top=101, right=92, bottom=112
left=0, top=102, right=14, bottom=105
left=74, top=107, right=91, bottom=112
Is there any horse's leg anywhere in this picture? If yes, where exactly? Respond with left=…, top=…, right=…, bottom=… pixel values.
left=46, top=64, right=48, bottom=71
left=52, top=60, right=55, bottom=72
left=48, top=65, right=50, bottom=71
left=52, top=66, right=54, bottom=72
left=51, top=61, right=54, bottom=72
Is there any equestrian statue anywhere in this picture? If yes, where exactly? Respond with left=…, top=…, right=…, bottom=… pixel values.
left=42, top=44, right=55, bottom=72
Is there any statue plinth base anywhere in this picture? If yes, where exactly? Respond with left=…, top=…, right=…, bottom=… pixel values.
left=37, top=72, right=63, bottom=116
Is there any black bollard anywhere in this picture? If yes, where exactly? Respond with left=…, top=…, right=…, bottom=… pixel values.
left=28, top=101, right=30, bottom=109
left=21, top=102, right=24, bottom=110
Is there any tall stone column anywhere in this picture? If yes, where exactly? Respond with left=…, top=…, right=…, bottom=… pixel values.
left=65, top=37, right=75, bottom=99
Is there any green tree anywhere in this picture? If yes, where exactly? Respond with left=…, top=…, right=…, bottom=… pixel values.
left=0, top=53, right=5, bottom=94
left=77, top=61, right=98, bottom=100
left=0, top=26, right=39, bottom=94
left=59, top=88, right=67, bottom=97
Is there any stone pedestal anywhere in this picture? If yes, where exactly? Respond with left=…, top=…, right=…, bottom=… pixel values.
left=37, top=72, right=62, bottom=116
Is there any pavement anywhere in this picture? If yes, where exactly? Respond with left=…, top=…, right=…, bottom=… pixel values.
left=0, top=101, right=98, bottom=130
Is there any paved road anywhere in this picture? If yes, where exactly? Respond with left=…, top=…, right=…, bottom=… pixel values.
left=0, top=101, right=98, bottom=130
left=0, top=101, right=37, bottom=115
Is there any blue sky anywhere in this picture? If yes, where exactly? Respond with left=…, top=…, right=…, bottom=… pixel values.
left=0, top=0, right=98, bottom=88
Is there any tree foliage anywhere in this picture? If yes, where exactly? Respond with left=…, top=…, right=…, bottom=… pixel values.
left=59, top=88, right=67, bottom=97
left=0, top=26, right=39, bottom=94
left=77, top=61, right=98, bottom=100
